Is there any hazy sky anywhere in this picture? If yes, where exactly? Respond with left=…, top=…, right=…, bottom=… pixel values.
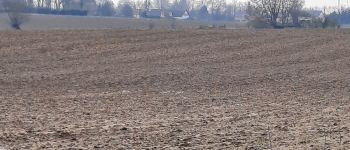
left=238, top=0, right=346, bottom=8
left=294, top=0, right=346, bottom=8
left=114, top=0, right=347, bottom=8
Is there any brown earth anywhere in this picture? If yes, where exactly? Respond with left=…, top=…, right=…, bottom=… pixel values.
left=1, top=29, right=350, bottom=149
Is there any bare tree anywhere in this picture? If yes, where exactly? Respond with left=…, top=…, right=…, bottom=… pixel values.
left=134, top=0, right=144, bottom=9
left=53, top=0, right=63, bottom=9
left=160, top=0, right=170, bottom=10
left=2, top=0, right=29, bottom=30
left=143, top=0, right=151, bottom=10
left=96, top=0, right=116, bottom=16
left=37, top=0, right=44, bottom=8
left=25, top=0, right=34, bottom=8
left=151, top=0, right=160, bottom=8
left=45, top=0, right=52, bottom=9
left=208, top=0, right=225, bottom=15
left=117, top=0, right=134, bottom=17
left=266, top=0, right=282, bottom=26
left=248, top=0, right=304, bottom=27
left=289, top=0, right=304, bottom=26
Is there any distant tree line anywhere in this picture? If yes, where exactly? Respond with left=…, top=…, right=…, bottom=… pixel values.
left=329, top=9, right=350, bottom=25
left=1, top=0, right=346, bottom=30
left=246, top=0, right=305, bottom=28
left=245, top=0, right=346, bottom=28
left=1, top=0, right=111, bottom=16
left=0, top=0, right=249, bottom=21
left=0, top=0, right=308, bottom=24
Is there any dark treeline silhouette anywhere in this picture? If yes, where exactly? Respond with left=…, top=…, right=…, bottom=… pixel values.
left=1, top=0, right=102, bottom=16
left=2, top=0, right=346, bottom=29
left=0, top=0, right=247, bottom=21
left=27, top=8, right=88, bottom=16
left=329, top=10, right=350, bottom=25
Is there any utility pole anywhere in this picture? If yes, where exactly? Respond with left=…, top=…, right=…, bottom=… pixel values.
left=159, top=0, right=162, bottom=10
left=338, top=0, right=341, bottom=13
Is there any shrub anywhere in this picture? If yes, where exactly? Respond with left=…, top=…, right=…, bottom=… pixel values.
left=322, top=16, right=339, bottom=28
left=170, top=21, right=176, bottom=30
left=120, top=4, right=133, bottom=17
left=96, top=1, right=116, bottom=16
left=247, top=17, right=271, bottom=29
left=148, top=22, right=155, bottom=29
left=2, top=0, right=29, bottom=30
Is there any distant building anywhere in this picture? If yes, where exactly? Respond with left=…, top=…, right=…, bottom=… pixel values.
left=170, top=10, right=190, bottom=20
left=171, top=10, right=185, bottom=17
left=307, top=10, right=323, bottom=18
left=62, top=0, right=97, bottom=15
left=139, top=9, right=162, bottom=18
left=139, top=9, right=191, bottom=19
left=299, top=17, right=313, bottom=28
left=234, top=12, right=248, bottom=22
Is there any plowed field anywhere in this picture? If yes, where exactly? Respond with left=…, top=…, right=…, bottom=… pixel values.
left=1, top=29, right=350, bottom=149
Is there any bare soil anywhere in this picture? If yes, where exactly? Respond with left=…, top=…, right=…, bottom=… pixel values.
left=1, top=29, right=350, bottom=149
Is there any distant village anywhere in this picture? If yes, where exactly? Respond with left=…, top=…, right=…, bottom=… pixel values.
left=1, top=0, right=350, bottom=28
